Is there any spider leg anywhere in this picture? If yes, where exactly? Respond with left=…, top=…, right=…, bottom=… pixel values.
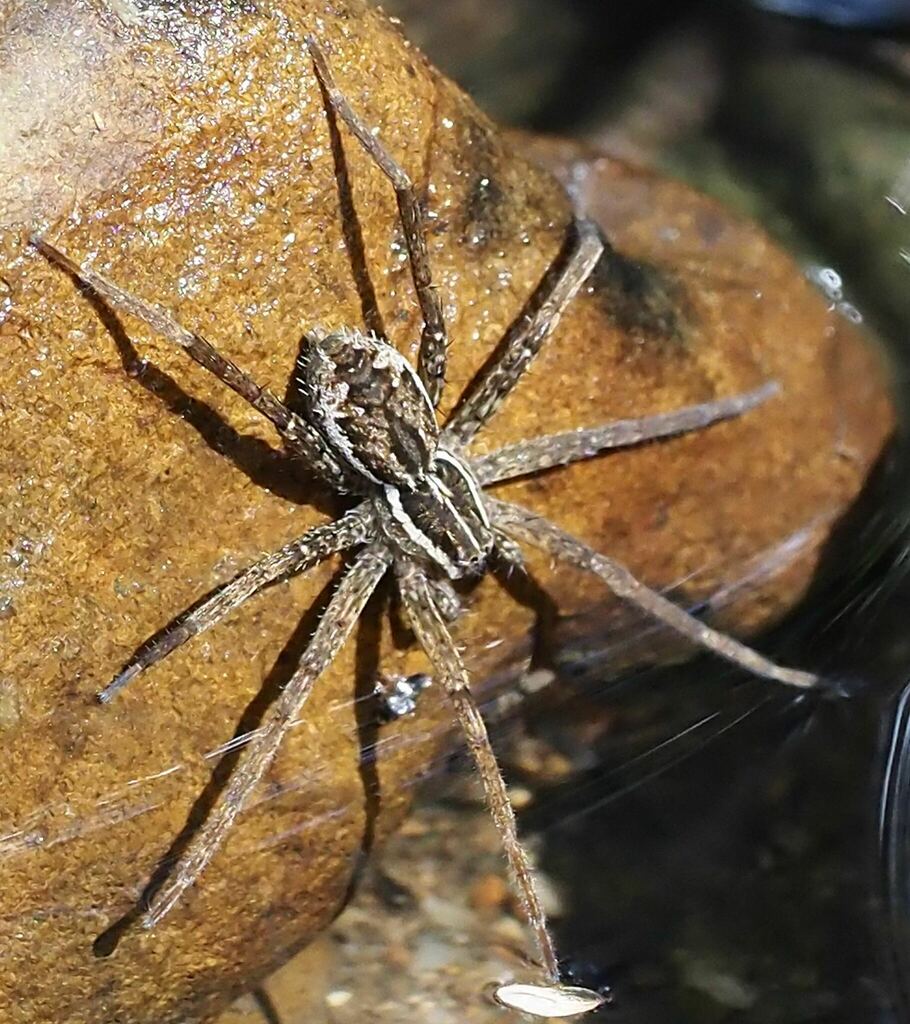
left=443, top=218, right=604, bottom=449
left=99, top=506, right=371, bottom=702
left=306, top=37, right=448, bottom=408
left=32, top=237, right=349, bottom=489
left=427, top=576, right=463, bottom=623
left=489, top=498, right=819, bottom=690
left=492, top=530, right=527, bottom=575
left=143, top=543, right=390, bottom=929
left=397, top=564, right=561, bottom=983
left=471, top=382, right=779, bottom=486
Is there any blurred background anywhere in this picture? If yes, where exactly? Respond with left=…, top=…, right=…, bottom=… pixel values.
left=226, top=1, right=910, bottom=1021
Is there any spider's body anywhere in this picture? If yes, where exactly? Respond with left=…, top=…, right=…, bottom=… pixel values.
left=33, top=37, right=819, bottom=1015
left=372, top=448, right=494, bottom=581
left=302, top=326, right=494, bottom=579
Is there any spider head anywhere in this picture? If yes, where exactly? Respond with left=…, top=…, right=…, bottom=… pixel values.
left=298, top=327, right=438, bottom=491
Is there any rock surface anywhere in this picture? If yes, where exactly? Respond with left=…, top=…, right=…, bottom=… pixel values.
left=0, top=1, right=894, bottom=1022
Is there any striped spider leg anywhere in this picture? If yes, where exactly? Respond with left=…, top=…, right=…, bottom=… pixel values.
left=33, top=36, right=818, bottom=1018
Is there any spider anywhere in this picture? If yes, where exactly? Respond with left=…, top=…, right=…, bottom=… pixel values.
left=33, top=37, right=819, bottom=1015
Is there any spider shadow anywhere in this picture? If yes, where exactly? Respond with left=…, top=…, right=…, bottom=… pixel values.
left=315, top=64, right=387, bottom=340
left=337, top=577, right=393, bottom=910
left=72, top=48, right=414, bottom=517
left=60, top=271, right=338, bottom=517
left=251, top=988, right=284, bottom=1024
left=353, top=581, right=392, bottom=856
left=93, top=564, right=345, bottom=958
left=490, top=548, right=563, bottom=682
left=85, top=64, right=446, bottom=959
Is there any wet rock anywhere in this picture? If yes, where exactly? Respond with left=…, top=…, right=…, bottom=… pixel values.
left=0, top=1, right=893, bottom=1022
left=513, top=132, right=895, bottom=676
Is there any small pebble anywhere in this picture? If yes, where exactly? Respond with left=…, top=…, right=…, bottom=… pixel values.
left=469, top=873, right=509, bottom=912
left=520, top=668, right=555, bottom=694
left=506, top=785, right=533, bottom=810
left=399, top=818, right=430, bottom=838
left=412, top=934, right=458, bottom=972
left=511, top=734, right=575, bottom=782
left=678, top=952, right=757, bottom=1010
left=531, top=873, right=564, bottom=918
left=492, top=915, right=527, bottom=946
left=325, top=989, right=353, bottom=1009
left=384, top=943, right=412, bottom=970
left=420, top=894, right=476, bottom=932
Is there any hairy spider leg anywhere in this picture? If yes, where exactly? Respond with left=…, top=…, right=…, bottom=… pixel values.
left=443, top=218, right=604, bottom=449
left=490, top=498, right=819, bottom=689
left=426, top=575, right=463, bottom=622
left=99, top=506, right=371, bottom=702
left=470, top=381, right=780, bottom=485
left=144, top=544, right=391, bottom=928
left=397, top=565, right=560, bottom=982
left=306, top=37, right=448, bottom=408
left=31, top=237, right=349, bottom=489
left=491, top=530, right=528, bottom=579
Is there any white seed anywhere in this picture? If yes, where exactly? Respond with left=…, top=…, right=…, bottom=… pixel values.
left=325, top=989, right=353, bottom=1008
left=493, top=982, right=607, bottom=1018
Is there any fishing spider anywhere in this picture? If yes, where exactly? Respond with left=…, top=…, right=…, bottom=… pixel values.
left=34, top=37, right=818, bottom=1014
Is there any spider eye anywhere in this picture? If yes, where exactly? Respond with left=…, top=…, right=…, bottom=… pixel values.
left=299, top=328, right=438, bottom=488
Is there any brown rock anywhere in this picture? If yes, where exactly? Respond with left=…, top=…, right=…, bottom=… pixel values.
left=509, top=134, right=897, bottom=676
left=0, top=1, right=892, bottom=1023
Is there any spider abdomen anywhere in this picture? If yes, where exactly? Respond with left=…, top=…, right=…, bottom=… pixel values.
left=375, top=451, right=494, bottom=580
left=299, top=327, right=438, bottom=490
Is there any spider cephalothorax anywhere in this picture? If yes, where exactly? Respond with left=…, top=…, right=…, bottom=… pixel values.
left=300, top=326, right=494, bottom=579
left=33, top=36, right=818, bottom=1017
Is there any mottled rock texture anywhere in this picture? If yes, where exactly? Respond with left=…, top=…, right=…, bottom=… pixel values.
left=0, top=1, right=894, bottom=1022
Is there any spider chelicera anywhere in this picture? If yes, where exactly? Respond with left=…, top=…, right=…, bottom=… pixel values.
left=33, top=37, right=818, bottom=1015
